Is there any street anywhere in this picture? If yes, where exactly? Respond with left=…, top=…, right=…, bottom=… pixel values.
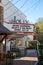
left=0, top=49, right=38, bottom=65
left=13, top=57, right=38, bottom=65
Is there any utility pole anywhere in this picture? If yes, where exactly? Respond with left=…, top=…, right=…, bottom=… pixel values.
left=0, top=0, right=4, bottom=60
left=0, top=0, right=3, bottom=24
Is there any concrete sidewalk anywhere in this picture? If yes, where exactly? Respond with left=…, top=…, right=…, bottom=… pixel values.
left=14, top=57, right=38, bottom=61
left=13, top=57, right=38, bottom=65
left=13, top=49, right=38, bottom=65
left=0, top=57, right=38, bottom=65
left=0, top=49, right=38, bottom=65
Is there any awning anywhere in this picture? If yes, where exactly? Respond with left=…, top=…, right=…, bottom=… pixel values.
left=0, top=24, right=13, bottom=42
left=0, top=24, right=12, bottom=35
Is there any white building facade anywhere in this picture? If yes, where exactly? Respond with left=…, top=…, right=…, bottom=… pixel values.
left=2, top=0, right=36, bottom=52
left=4, top=22, right=35, bottom=51
left=2, top=0, right=27, bottom=22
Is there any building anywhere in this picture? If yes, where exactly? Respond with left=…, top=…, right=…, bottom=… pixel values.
left=2, top=0, right=36, bottom=53
left=4, top=22, right=35, bottom=52
left=2, top=0, right=27, bottom=22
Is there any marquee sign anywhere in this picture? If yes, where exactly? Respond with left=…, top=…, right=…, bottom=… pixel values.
left=4, top=22, right=35, bottom=34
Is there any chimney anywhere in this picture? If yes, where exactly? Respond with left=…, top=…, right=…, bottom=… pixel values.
left=0, top=0, right=3, bottom=24
left=14, top=16, right=16, bottom=22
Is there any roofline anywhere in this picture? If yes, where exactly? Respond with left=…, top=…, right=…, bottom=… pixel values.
left=9, top=0, right=27, bottom=17
left=4, top=21, right=35, bottom=26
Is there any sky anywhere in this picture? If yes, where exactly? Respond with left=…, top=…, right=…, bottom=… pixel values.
left=10, top=0, right=43, bottom=23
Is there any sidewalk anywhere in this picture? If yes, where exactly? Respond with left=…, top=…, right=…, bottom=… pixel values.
left=0, top=49, right=38, bottom=65
left=14, top=57, right=38, bottom=61
left=13, top=57, right=38, bottom=65
left=13, top=49, right=38, bottom=65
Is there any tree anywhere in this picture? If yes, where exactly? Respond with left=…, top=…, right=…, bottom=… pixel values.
left=35, top=18, right=43, bottom=33
left=34, top=18, right=43, bottom=65
left=34, top=18, right=43, bottom=43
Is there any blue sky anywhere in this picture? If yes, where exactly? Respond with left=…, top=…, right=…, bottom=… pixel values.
left=11, top=0, right=43, bottom=23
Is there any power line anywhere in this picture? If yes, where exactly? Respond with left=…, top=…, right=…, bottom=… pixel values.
left=4, top=0, right=28, bottom=13
left=19, top=0, right=28, bottom=9
left=9, top=0, right=21, bottom=4
left=27, top=1, right=40, bottom=19
left=15, top=0, right=29, bottom=16
left=9, top=0, right=22, bottom=4
left=30, top=0, right=40, bottom=12
left=4, top=7, right=24, bottom=20
left=4, top=0, right=22, bottom=11
left=14, top=0, right=22, bottom=4
left=4, top=0, right=28, bottom=19
left=4, top=0, right=10, bottom=6
left=5, top=0, right=40, bottom=19
left=27, top=0, right=40, bottom=21
left=24, top=0, right=40, bottom=13
left=4, top=0, right=22, bottom=6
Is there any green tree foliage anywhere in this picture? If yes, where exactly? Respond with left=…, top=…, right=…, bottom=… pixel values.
left=34, top=18, right=43, bottom=43
left=35, top=18, right=43, bottom=33
left=34, top=18, right=43, bottom=65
